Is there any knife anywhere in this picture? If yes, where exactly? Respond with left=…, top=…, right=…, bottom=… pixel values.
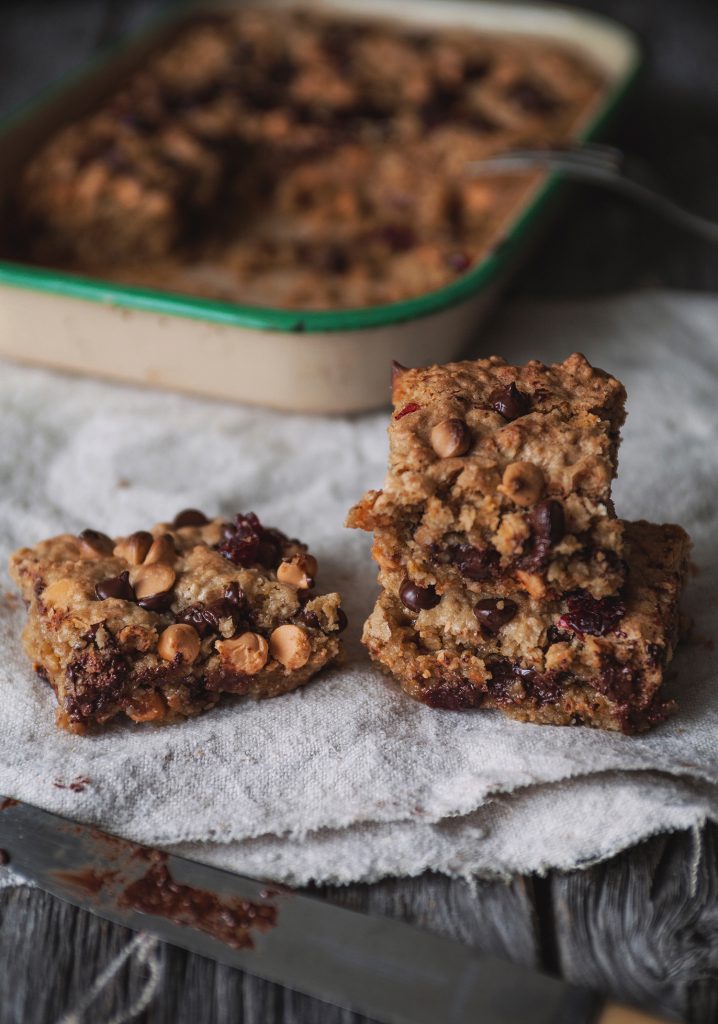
left=0, top=797, right=672, bottom=1024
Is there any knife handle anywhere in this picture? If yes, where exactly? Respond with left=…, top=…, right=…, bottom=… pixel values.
left=599, top=1004, right=676, bottom=1024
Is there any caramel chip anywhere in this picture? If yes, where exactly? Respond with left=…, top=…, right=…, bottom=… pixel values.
left=277, top=553, right=318, bottom=590
left=130, top=562, right=176, bottom=601
left=216, top=632, right=269, bottom=675
left=269, top=624, right=311, bottom=670
left=158, top=623, right=201, bottom=664
left=430, top=418, right=471, bottom=459
left=113, top=531, right=153, bottom=566
left=499, top=461, right=545, bottom=507
left=144, top=533, right=177, bottom=566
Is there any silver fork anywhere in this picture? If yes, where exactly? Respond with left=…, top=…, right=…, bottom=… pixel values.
left=467, top=141, right=718, bottom=243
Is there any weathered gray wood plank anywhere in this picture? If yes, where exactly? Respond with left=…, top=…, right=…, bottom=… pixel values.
left=552, top=823, right=718, bottom=1024
left=0, top=873, right=539, bottom=1023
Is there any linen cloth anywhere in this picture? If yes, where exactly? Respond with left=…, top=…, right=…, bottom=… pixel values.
left=1, top=289, right=716, bottom=887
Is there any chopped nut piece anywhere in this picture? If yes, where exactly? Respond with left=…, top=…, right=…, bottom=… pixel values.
left=500, top=461, right=545, bottom=507
left=430, top=418, right=471, bottom=459
left=144, top=534, right=177, bottom=566
left=113, top=531, right=153, bottom=565
left=130, top=562, right=176, bottom=600
left=277, top=554, right=317, bottom=589
left=270, top=624, right=311, bottom=669
left=216, top=632, right=269, bottom=675
left=157, top=623, right=200, bottom=664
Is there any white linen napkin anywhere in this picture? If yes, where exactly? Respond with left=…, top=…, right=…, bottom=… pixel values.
left=1, top=289, right=716, bottom=886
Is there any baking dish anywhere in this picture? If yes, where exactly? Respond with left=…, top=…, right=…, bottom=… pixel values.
left=0, top=0, right=639, bottom=413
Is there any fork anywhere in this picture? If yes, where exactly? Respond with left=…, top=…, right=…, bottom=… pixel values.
left=467, top=141, right=718, bottom=243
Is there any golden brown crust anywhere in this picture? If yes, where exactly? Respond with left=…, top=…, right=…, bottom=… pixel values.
left=10, top=512, right=345, bottom=733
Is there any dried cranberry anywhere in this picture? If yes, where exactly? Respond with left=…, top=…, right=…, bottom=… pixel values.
left=173, top=509, right=208, bottom=528
left=474, top=597, right=517, bottom=634
left=558, top=591, right=626, bottom=637
left=399, top=578, right=440, bottom=612
left=447, top=252, right=471, bottom=273
left=395, top=402, right=420, bottom=420
left=489, top=382, right=531, bottom=421
left=95, top=571, right=135, bottom=602
left=453, top=544, right=497, bottom=581
left=217, top=513, right=286, bottom=570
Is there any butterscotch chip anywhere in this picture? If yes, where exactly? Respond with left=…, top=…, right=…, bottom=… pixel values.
left=114, top=531, right=153, bottom=565
left=277, top=554, right=317, bottom=589
left=269, top=624, right=311, bottom=669
left=430, top=418, right=471, bottom=459
left=144, top=533, right=177, bottom=566
left=126, top=692, right=167, bottom=723
left=130, top=562, right=176, bottom=600
left=157, top=623, right=200, bottom=664
left=499, top=461, right=545, bottom=507
left=78, top=529, right=113, bottom=558
left=216, top=632, right=269, bottom=675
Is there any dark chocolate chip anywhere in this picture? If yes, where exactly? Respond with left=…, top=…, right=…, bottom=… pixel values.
left=381, top=224, right=416, bottom=252
left=399, top=578, right=440, bottom=612
left=78, top=529, right=114, bottom=555
left=531, top=499, right=565, bottom=546
left=546, top=624, right=571, bottom=646
left=173, top=509, right=208, bottom=528
left=474, top=597, right=518, bottom=634
left=489, top=382, right=530, bottom=421
left=224, top=582, right=246, bottom=606
left=453, top=544, right=498, bottom=581
left=95, top=571, right=135, bottom=602
left=137, top=591, right=174, bottom=613
left=298, top=609, right=321, bottom=630
left=0, top=849, right=10, bottom=866
left=391, top=360, right=409, bottom=390
left=558, top=591, right=626, bottom=637
left=335, top=608, right=348, bottom=633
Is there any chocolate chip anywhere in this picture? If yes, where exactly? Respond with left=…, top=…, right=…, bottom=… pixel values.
left=224, top=582, right=246, bottom=606
left=399, top=578, right=440, bottom=612
left=546, top=624, right=571, bottom=646
left=95, top=571, right=135, bottom=602
left=557, top=591, right=626, bottom=637
left=297, top=609, right=321, bottom=629
left=391, top=360, right=409, bottom=391
left=381, top=224, right=416, bottom=252
left=335, top=608, right=348, bottom=633
left=474, top=597, right=517, bottom=634
left=137, top=592, right=174, bottom=612
left=173, top=509, right=208, bottom=528
left=78, top=529, right=114, bottom=556
left=0, top=849, right=10, bottom=866
left=507, top=79, right=557, bottom=114
left=531, top=500, right=565, bottom=546
left=453, top=544, right=498, bottom=581
left=489, top=382, right=530, bottom=421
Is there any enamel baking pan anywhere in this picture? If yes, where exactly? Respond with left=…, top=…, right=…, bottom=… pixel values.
left=0, top=0, right=639, bottom=413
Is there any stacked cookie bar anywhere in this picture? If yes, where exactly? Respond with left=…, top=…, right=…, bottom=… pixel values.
left=348, top=354, right=690, bottom=732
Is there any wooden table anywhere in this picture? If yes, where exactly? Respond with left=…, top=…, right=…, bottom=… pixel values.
left=2, top=2, right=717, bottom=1021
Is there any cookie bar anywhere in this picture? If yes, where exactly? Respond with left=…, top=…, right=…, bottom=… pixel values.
left=348, top=353, right=627, bottom=601
left=10, top=8, right=605, bottom=309
left=9, top=509, right=345, bottom=733
left=362, top=521, right=690, bottom=733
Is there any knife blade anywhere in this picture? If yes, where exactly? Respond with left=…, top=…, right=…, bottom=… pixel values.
left=0, top=797, right=671, bottom=1024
